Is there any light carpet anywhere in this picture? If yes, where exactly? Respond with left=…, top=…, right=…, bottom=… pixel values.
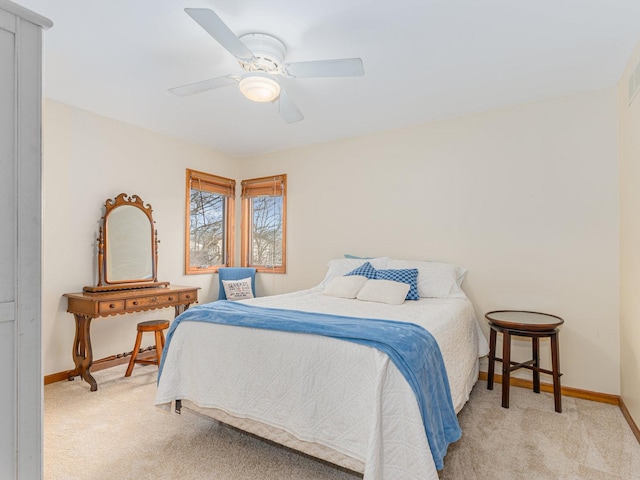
left=44, top=364, right=640, bottom=479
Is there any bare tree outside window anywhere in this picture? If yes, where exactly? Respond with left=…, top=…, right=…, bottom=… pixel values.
left=241, top=174, right=286, bottom=273
left=190, top=190, right=226, bottom=267
left=185, top=169, right=235, bottom=274
left=249, top=196, right=283, bottom=266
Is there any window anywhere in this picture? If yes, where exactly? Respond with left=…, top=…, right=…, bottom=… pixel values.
left=241, top=174, right=287, bottom=273
left=185, top=169, right=235, bottom=274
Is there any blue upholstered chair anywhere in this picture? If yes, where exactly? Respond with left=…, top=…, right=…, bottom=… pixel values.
left=217, top=267, right=257, bottom=300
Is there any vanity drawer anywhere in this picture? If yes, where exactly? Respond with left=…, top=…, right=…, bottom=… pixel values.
left=179, top=291, right=196, bottom=303
left=125, top=294, right=175, bottom=310
left=98, top=300, right=125, bottom=314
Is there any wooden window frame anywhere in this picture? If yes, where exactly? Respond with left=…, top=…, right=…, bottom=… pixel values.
left=241, top=174, right=287, bottom=274
left=185, top=168, right=235, bottom=274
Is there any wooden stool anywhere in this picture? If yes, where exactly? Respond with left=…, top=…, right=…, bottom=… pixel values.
left=125, top=320, right=170, bottom=377
left=485, top=310, right=564, bottom=413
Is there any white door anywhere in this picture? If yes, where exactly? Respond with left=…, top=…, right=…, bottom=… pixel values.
left=0, top=9, right=18, bottom=476
left=0, top=3, right=51, bottom=479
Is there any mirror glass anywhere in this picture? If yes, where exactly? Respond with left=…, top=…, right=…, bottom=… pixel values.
left=105, top=205, right=153, bottom=283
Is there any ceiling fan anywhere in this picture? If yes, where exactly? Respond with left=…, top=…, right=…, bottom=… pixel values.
left=169, top=8, right=365, bottom=123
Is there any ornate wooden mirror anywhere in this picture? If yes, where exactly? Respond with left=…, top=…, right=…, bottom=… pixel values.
left=84, top=193, right=168, bottom=292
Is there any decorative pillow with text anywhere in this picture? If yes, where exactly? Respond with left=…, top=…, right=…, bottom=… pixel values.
left=222, top=277, right=254, bottom=301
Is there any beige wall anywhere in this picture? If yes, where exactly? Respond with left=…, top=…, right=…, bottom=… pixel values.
left=619, top=39, right=640, bottom=427
left=42, top=100, right=238, bottom=375
left=43, top=88, right=621, bottom=397
left=240, top=89, right=621, bottom=394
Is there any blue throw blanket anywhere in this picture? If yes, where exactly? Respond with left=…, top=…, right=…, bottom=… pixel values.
left=159, top=300, right=461, bottom=470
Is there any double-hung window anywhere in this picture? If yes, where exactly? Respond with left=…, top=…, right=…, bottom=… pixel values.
left=241, top=174, right=287, bottom=273
left=185, top=169, right=235, bottom=274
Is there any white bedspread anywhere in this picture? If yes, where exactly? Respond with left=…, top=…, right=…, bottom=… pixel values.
left=156, top=287, right=489, bottom=480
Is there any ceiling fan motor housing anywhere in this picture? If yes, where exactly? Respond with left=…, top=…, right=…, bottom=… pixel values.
left=239, top=33, right=287, bottom=74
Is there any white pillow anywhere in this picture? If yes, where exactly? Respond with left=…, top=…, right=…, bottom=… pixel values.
left=356, top=279, right=410, bottom=305
left=222, top=277, right=254, bottom=301
left=323, top=275, right=368, bottom=299
left=319, top=257, right=389, bottom=287
left=387, top=258, right=468, bottom=299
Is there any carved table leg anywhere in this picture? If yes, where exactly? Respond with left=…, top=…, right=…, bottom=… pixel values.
left=174, top=302, right=192, bottom=318
left=68, top=313, right=81, bottom=381
left=70, top=313, right=98, bottom=391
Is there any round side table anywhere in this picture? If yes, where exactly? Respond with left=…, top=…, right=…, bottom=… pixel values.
left=485, top=310, right=564, bottom=413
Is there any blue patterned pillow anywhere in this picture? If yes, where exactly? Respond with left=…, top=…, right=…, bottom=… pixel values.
left=345, top=261, right=378, bottom=279
left=375, top=268, right=419, bottom=300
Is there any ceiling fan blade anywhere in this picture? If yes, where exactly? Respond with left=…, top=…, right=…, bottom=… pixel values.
left=184, top=8, right=255, bottom=62
left=278, top=88, right=304, bottom=124
left=169, top=75, right=239, bottom=96
left=286, top=58, right=364, bottom=78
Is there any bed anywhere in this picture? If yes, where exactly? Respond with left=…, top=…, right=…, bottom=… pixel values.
left=155, top=257, right=489, bottom=480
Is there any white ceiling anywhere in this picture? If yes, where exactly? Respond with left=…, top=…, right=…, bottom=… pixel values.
left=16, top=0, right=640, bottom=158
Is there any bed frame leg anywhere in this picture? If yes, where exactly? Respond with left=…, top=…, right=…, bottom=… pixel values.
left=175, top=399, right=182, bottom=414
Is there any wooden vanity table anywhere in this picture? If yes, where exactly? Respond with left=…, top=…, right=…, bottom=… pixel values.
left=64, top=285, right=198, bottom=391
left=64, top=193, right=200, bottom=391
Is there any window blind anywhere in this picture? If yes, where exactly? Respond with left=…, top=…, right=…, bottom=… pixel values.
left=241, top=175, right=285, bottom=198
left=189, top=169, right=235, bottom=197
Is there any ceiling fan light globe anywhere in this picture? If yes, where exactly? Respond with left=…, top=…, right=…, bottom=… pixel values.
left=239, top=73, right=281, bottom=102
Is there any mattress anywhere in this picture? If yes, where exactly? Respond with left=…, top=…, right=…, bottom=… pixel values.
left=156, top=287, right=489, bottom=480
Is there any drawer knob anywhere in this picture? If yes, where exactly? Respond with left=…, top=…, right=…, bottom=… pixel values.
left=185, top=295, right=191, bottom=299
left=109, top=304, right=116, bottom=309
left=132, top=301, right=138, bottom=306
left=168, top=297, right=174, bottom=301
